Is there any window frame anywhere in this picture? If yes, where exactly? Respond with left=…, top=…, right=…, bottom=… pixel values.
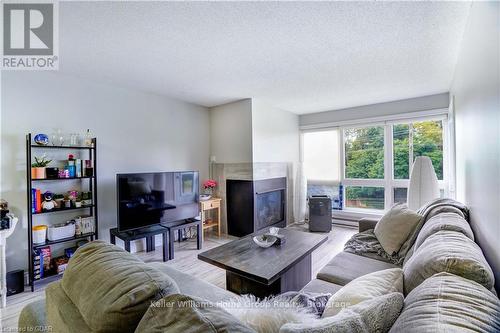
left=341, top=115, right=448, bottom=212
left=301, top=109, right=451, bottom=215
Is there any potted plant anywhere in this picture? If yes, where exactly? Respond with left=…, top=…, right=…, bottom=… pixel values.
left=53, top=194, right=64, bottom=208
left=31, top=155, right=52, bottom=179
left=202, top=179, right=217, bottom=200
left=75, top=194, right=82, bottom=208
left=63, top=194, right=71, bottom=208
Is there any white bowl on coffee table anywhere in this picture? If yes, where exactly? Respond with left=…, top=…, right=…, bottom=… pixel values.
left=253, top=234, right=277, bottom=248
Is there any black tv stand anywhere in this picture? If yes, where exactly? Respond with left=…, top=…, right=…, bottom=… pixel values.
left=110, top=225, right=169, bottom=261
left=109, top=219, right=203, bottom=261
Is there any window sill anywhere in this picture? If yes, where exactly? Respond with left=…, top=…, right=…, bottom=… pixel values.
left=332, top=209, right=383, bottom=222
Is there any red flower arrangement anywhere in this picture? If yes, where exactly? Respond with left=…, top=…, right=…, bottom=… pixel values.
left=203, top=179, right=217, bottom=189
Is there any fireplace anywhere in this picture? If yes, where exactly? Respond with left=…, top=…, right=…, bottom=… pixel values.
left=226, top=177, right=287, bottom=237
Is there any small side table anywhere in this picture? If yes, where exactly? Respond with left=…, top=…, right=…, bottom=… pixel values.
left=166, top=219, right=202, bottom=260
left=109, top=225, right=169, bottom=262
left=1, top=215, right=18, bottom=308
left=200, top=198, right=221, bottom=240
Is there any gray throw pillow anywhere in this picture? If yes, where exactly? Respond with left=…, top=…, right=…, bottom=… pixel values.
left=280, top=293, right=404, bottom=333
left=413, top=212, right=474, bottom=250
left=403, top=230, right=495, bottom=294
left=135, top=294, right=255, bottom=333
left=61, top=241, right=180, bottom=333
left=279, top=291, right=332, bottom=317
left=390, top=272, right=500, bottom=332
left=374, top=203, right=422, bottom=255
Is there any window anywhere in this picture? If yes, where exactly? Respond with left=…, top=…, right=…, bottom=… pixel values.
left=344, top=126, right=384, bottom=179
left=303, top=130, right=339, bottom=182
left=302, top=114, right=448, bottom=213
left=303, top=130, right=341, bottom=204
left=393, top=120, right=443, bottom=180
left=345, top=186, right=385, bottom=210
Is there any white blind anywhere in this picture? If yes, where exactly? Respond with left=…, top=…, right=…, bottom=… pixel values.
left=303, top=129, right=340, bottom=182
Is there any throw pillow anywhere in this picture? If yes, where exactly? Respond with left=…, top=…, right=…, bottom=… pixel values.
left=403, top=230, right=495, bottom=294
left=390, top=273, right=500, bottom=332
left=279, top=291, right=332, bottom=317
left=61, top=241, right=180, bottom=333
left=280, top=293, right=404, bottom=333
left=322, top=268, right=403, bottom=318
left=135, top=294, right=255, bottom=333
left=374, top=203, right=422, bottom=255
left=223, top=294, right=318, bottom=333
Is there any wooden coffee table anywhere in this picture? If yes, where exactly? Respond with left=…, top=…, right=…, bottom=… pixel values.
left=198, top=228, right=327, bottom=298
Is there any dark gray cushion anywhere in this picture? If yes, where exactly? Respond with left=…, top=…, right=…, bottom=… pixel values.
left=301, top=278, right=344, bottom=295
left=317, top=251, right=398, bottom=286
left=403, top=230, right=495, bottom=294
left=147, top=262, right=235, bottom=303
left=135, top=294, right=255, bottom=333
left=390, top=273, right=500, bottom=332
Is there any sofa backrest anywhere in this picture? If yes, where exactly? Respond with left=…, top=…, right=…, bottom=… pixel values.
left=55, top=241, right=180, bottom=333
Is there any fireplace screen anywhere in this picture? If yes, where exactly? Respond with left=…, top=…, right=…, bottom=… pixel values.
left=256, top=190, right=284, bottom=229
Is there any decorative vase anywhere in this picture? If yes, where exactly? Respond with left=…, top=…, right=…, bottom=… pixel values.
left=204, top=188, right=213, bottom=196
left=32, top=167, right=46, bottom=179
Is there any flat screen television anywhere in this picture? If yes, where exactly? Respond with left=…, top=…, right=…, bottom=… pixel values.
left=117, top=171, right=199, bottom=232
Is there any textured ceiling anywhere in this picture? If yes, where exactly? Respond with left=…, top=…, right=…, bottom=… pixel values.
left=59, top=2, right=471, bottom=114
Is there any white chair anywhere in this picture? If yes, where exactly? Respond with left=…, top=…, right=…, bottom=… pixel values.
left=407, top=156, right=440, bottom=210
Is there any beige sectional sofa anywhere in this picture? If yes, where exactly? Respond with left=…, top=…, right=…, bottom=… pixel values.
left=18, top=204, right=500, bottom=332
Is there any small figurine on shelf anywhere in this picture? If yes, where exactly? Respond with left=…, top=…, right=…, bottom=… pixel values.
left=41, top=192, right=57, bottom=211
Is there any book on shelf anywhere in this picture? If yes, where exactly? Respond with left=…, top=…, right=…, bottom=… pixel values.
left=36, top=189, right=41, bottom=213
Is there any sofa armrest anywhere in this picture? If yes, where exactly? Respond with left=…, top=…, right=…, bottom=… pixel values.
left=358, top=218, right=379, bottom=232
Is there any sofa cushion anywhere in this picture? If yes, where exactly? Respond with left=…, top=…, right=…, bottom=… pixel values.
left=135, top=294, right=255, bottom=333
left=147, top=262, right=235, bottom=303
left=300, top=278, right=343, bottom=295
left=403, top=231, right=495, bottom=294
left=322, top=268, right=403, bottom=318
left=18, top=299, right=47, bottom=332
left=390, top=273, right=500, bottom=332
left=317, top=251, right=398, bottom=286
left=374, top=203, right=422, bottom=255
left=46, top=281, right=91, bottom=333
left=61, top=241, right=180, bottom=333
left=413, top=212, right=474, bottom=250
left=280, top=293, right=404, bottom=333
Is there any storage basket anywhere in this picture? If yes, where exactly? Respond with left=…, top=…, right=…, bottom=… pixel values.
left=47, top=223, right=75, bottom=241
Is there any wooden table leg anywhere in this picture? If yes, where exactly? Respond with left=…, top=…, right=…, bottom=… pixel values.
left=200, top=209, right=205, bottom=242
left=217, top=206, right=221, bottom=237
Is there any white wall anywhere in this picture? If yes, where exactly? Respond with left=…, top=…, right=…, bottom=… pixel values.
left=299, top=93, right=449, bottom=127
left=209, top=99, right=253, bottom=164
left=252, top=99, right=299, bottom=164
left=451, top=2, right=500, bottom=292
left=1, top=71, right=210, bottom=272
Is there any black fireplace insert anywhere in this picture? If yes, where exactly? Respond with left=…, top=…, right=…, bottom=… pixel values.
left=226, top=177, right=286, bottom=237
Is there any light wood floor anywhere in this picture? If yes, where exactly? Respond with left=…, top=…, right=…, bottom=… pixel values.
left=0, top=225, right=356, bottom=330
